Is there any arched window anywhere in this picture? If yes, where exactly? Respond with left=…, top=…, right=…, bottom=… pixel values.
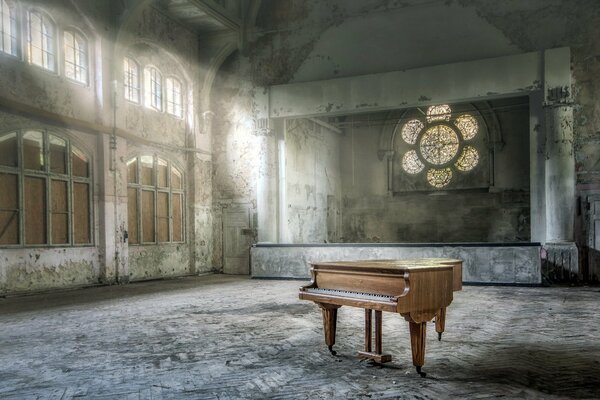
left=399, top=104, right=481, bottom=188
left=127, top=155, right=184, bottom=244
left=0, top=130, right=92, bottom=246
left=27, top=10, right=55, bottom=71
left=166, top=77, right=183, bottom=118
left=0, top=0, right=17, bottom=56
left=63, top=30, right=88, bottom=84
left=123, top=57, right=140, bottom=103
left=144, top=66, right=162, bottom=111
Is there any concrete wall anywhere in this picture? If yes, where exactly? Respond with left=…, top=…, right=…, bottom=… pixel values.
left=251, top=243, right=542, bottom=284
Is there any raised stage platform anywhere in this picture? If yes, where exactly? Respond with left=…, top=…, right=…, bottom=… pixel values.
left=250, top=243, right=542, bottom=284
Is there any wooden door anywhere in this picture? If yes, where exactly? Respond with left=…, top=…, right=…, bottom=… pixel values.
left=223, top=206, right=252, bottom=275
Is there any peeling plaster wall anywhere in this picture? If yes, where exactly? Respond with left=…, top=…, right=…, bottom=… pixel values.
left=284, top=118, right=342, bottom=243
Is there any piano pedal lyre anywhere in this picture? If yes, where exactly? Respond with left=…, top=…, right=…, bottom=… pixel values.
left=358, top=309, right=392, bottom=364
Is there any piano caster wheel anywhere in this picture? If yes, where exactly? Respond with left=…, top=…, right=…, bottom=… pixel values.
left=416, top=366, right=426, bottom=378
left=438, top=332, right=442, bottom=341
left=328, top=345, right=337, bottom=356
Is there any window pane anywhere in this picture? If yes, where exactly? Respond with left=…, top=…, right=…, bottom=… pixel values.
left=28, top=11, right=54, bottom=71
left=157, top=158, right=168, bottom=187
left=51, top=179, right=68, bottom=244
left=172, top=192, right=183, bottom=242
left=0, top=173, right=19, bottom=245
left=157, top=191, right=168, bottom=242
left=127, top=187, right=138, bottom=244
left=49, top=135, right=67, bottom=174
left=127, top=158, right=138, bottom=184
left=73, top=182, right=90, bottom=244
left=140, top=155, right=153, bottom=185
left=24, top=176, right=46, bottom=244
left=0, top=132, right=18, bottom=167
left=124, top=57, right=140, bottom=103
left=71, top=146, right=89, bottom=177
left=64, top=31, right=87, bottom=84
left=141, top=190, right=154, bottom=242
left=171, top=167, right=182, bottom=189
left=1, top=0, right=17, bottom=56
left=23, top=130, right=45, bottom=171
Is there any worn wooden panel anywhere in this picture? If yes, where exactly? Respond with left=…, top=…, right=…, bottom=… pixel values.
left=24, top=176, right=46, bottom=244
left=73, top=182, right=90, bottom=244
left=141, top=157, right=153, bottom=186
left=223, top=207, right=251, bottom=275
left=142, top=190, right=155, bottom=242
left=171, top=168, right=182, bottom=189
left=127, top=188, right=139, bottom=244
left=172, top=193, right=183, bottom=242
left=0, top=132, right=18, bottom=167
left=0, top=173, right=19, bottom=244
left=157, top=191, right=169, bottom=242
left=51, top=180, right=68, bottom=244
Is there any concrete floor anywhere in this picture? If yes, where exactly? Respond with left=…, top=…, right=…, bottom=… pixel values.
left=0, top=275, right=599, bottom=399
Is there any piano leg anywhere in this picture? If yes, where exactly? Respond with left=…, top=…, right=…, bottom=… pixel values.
left=435, top=307, right=446, bottom=341
left=358, top=309, right=392, bottom=363
left=409, top=321, right=427, bottom=377
left=318, top=303, right=340, bottom=355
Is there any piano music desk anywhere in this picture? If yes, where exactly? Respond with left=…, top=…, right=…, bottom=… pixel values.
left=299, top=258, right=462, bottom=377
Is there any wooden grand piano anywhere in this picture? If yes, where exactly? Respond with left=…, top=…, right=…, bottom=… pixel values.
left=299, top=258, right=462, bottom=377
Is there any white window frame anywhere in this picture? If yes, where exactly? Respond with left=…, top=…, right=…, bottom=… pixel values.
left=0, top=0, right=17, bottom=57
left=124, top=56, right=140, bottom=103
left=63, top=29, right=88, bottom=85
left=144, top=66, right=163, bottom=112
left=166, top=76, right=183, bottom=118
left=27, top=9, right=55, bottom=72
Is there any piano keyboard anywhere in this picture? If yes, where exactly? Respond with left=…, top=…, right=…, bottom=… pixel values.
left=304, top=287, right=396, bottom=302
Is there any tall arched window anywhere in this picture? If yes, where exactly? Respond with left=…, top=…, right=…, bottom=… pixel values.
left=127, top=155, right=184, bottom=244
left=0, top=130, right=92, bottom=246
left=27, top=10, right=55, bottom=71
left=144, top=66, right=162, bottom=111
left=124, top=57, right=140, bottom=103
left=63, top=30, right=88, bottom=84
left=166, top=77, right=183, bottom=118
left=0, top=0, right=17, bottom=56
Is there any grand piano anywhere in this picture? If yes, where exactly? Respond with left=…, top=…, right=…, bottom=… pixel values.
left=299, top=258, right=462, bottom=377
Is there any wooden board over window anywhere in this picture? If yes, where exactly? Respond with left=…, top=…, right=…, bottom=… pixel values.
left=24, top=176, right=46, bottom=244
left=0, top=173, right=19, bottom=245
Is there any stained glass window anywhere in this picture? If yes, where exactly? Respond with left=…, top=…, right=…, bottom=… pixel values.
left=399, top=104, right=482, bottom=188
left=455, top=114, right=478, bottom=140
left=426, top=104, right=451, bottom=123
left=427, top=168, right=453, bottom=188
left=455, top=146, right=479, bottom=171
left=402, top=150, right=424, bottom=174
left=401, top=119, right=424, bottom=145
left=419, top=125, right=459, bottom=165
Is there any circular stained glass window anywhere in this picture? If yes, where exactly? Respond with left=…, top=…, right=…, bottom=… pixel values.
left=402, top=150, right=425, bottom=174
left=401, top=119, right=424, bottom=145
left=419, top=125, right=459, bottom=165
left=399, top=104, right=482, bottom=188
left=427, top=168, right=453, bottom=188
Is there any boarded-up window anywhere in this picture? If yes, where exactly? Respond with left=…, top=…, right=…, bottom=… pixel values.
left=73, top=182, right=90, bottom=244
left=0, top=173, right=19, bottom=244
left=49, top=135, right=67, bottom=174
left=142, top=190, right=155, bottom=242
left=24, top=176, right=46, bottom=244
left=157, top=191, right=169, bottom=242
left=172, top=192, right=183, bottom=242
left=171, top=167, right=182, bottom=189
left=127, top=188, right=138, bottom=244
left=0, top=133, right=18, bottom=167
left=51, top=179, right=68, bottom=244
left=71, top=146, right=89, bottom=177
left=23, top=131, right=44, bottom=171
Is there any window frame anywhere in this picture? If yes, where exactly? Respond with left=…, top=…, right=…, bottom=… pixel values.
left=0, top=129, right=94, bottom=248
left=0, top=0, right=18, bottom=58
left=126, top=154, right=185, bottom=245
left=26, top=8, right=56, bottom=72
left=62, top=27, right=88, bottom=85
left=165, top=76, right=183, bottom=119
left=144, top=65, right=163, bottom=112
left=123, top=56, right=141, bottom=104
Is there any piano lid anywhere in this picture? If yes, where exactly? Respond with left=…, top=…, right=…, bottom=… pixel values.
left=310, top=259, right=457, bottom=273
